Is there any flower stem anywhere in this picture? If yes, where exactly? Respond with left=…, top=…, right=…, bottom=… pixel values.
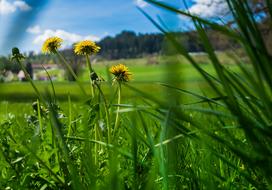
left=85, top=55, right=99, bottom=163
left=94, top=123, right=98, bottom=165
left=18, top=61, right=44, bottom=103
left=85, top=55, right=94, bottom=73
left=85, top=55, right=95, bottom=98
left=37, top=99, right=43, bottom=141
left=113, top=82, right=121, bottom=138
left=67, top=95, right=72, bottom=138
left=96, top=83, right=111, bottom=144
left=56, top=51, right=87, bottom=96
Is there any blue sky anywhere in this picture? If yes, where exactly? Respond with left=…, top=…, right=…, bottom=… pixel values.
left=0, top=0, right=227, bottom=55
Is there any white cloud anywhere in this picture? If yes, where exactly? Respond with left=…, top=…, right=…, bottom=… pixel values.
left=0, top=0, right=16, bottom=14
left=13, top=0, right=31, bottom=11
left=188, top=0, right=229, bottom=18
left=27, top=25, right=42, bottom=34
left=27, top=26, right=101, bottom=49
left=0, top=0, right=31, bottom=15
left=134, top=0, right=148, bottom=8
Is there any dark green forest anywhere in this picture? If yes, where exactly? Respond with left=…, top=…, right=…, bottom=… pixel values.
left=97, top=30, right=237, bottom=59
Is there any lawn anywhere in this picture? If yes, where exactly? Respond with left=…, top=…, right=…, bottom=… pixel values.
left=0, top=55, right=238, bottom=102
left=0, top=55, right=240, bottom=121
left=0, top=55, right=263, bottom=190
left=0, top=58, right=220, bottom=118
left=1, top=0, right=271, bottom=188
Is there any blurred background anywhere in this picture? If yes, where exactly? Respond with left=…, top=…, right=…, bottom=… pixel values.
left=0, top=0, right=271, bottom=98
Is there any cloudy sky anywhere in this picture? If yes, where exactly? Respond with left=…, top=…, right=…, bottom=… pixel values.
left=0, top=0, right=228, bottom=55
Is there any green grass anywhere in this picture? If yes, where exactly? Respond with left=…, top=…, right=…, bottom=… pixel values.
left=0, top=60, right=221, bottom=128
left=0, top=62, right=267, bottom=189
left=1, top=0, right=271, bottom=188
left=82, top=54, right=237, bottom=82
left=1, top=56, right=239, bottom=103
left=0, top=59, right=218, bottom=121
left=0, top=56, right=240, bottom=137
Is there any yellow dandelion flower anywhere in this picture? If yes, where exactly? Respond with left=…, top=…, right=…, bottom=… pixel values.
left=74, top=40, right=100, bottom=55
left=42, top=37, right=63, bottom=54
left=110, top=64, right=131, bottom=82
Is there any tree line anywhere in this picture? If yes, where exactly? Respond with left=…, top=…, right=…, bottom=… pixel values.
left=0, top=30, right=234, bottom=71
left=1, top=18, right=271, bottom=75
left=97, top=30, right=239, bottom=59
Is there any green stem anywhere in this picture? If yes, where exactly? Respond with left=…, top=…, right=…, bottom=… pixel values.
left=113, top=82, right=121, bottom=138
left=85, top=55, right=94, bottom=73
left=67, top=95, right=72, bottom=138
left=85, top=55, right=95, bottom=98
left=85, top=55, right=98, bottom=163
left=18, top=61, right=44, bottom=103
left=96, top=84, right=111, bottom=144
left=94, top=91, right=101, bottom=165
left=56, top=51, right=87, bottom=96
left=41, top=64, right=56, bottom=103
left=37, top=99, right=43, bottom=141
left=94, top=124, right=98, bottom=165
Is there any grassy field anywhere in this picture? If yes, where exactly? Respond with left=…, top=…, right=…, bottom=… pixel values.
left=0, top=55, right=238, bottom=102
left=0, top=57, right=223, bottom=120
left=0, top=57, right=238, bottom=189
left=1, top=0, right=271, bottom=188
left=1, top=12, right=271, bottom=188
left=0, top=58, right=270, bottom=189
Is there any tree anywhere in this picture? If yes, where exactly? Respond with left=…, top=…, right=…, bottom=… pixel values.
left=25, top=62, right=33, bottom=79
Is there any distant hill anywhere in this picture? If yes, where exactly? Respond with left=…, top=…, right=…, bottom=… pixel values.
left=98, top=31, right=164, bottom=59
left=0, top=30, right=239, bottom=75
left=97, top=30, right=235, bottom=60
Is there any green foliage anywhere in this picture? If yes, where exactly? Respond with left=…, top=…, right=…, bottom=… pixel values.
left=0, top=56, right=20, bottom=73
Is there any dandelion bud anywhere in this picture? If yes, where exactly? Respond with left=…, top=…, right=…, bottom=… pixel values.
left=11, top=47, right=25, bottom=62
left=12, top=47, right=20, bottom=55
left=90, top=71, right=99, bottom=81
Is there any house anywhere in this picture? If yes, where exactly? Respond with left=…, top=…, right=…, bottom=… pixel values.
left=17, top=70, right=25, bottom=81
left=31, top=64, right=59, bottom=80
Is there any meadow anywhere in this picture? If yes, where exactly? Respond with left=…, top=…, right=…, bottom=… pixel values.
left=1, top=0, right=272, bottom=189
left=0, top=55, right=229, bottom=120
left=0, top=54, right=236, bottom=101
left=0, top=54, right=259, bottom=190
left=0, top=56, right=239, bottom=189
